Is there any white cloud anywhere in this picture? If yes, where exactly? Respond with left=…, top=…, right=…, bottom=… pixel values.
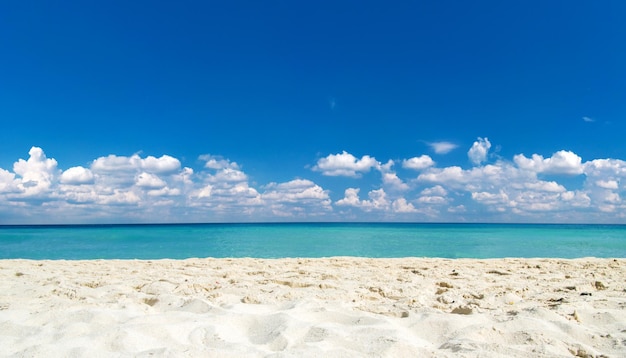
left=598, top=204, right=617, bottom=213
left=207, top=168, right=248, bottom=183
left=147, top=187, right=181, bottom=197
left=135, top=172, right=167, bottom=189
left=417, top=195, right=448, bottom=204
left=467, top=137, right=491, bottom=165
left=92, top=154, right=181, bottom=174
left=263, top=179, right=330, bottom=204
left=382, top=172, right=409, bottom=191
left=198, top=155, right=249, bottom=187
left=61, top=186, right=99, bottom=204
left=12, top=146, right=59, bottom=196
left=583, top=116, right=595, bottom=122
left=193, top=181, right=261, bottom=209
left=200, top=155, right=241, bottom=170
left=560, top=191, right=591, bottom=207
left=366, top=189, right=389, bottom=210
left=256, top=179, right=331, bottom=217
left=2, top=143, right=626, bottom=223
left=471, top=190, right=511, bottom=206
left=428, top=141, right=458, bottom=154
left=392, top=198, right=417, bottom=213
left=335, top=188, right=362, bottom=207
left=448, top=205, right=466, bottom=213
left=603, top=192, right=621, bottom=204
left=91, top=154, right=137, bottom=173
left=98, top=190, right=141, bottom=205
left=418, top=185, right=449, bottom=205
left=421, top=185, right=447, bottom=196
left=60, top=166, right=94, bottom=185
left=514, top=150, right=583, bottom=175
left=313, top=151, right=379, bottom=177
left=580, top=160, right=626, bottom=214
left=226, top=183, right=257, bottom=197
left=523, top=181, right=566, bottom=193
left=513, top=191, right=562, bottom=212
left=417, top=166, right=466, bottom=184
left=595, top=180, right=619, bottom=190
left=196, top=184, right=213, bottom=198
left=89, top=153, right=184, bottom=192
left=141, top=155, right=181, bottom=173
left=584, top=159, right=626, bottom=177
left=416, top=158, right=594, bottom=217
left=173, top=167, right=194, bottom=185
left=336, top=188, right=389, bottom=211
left=0, top=168, right=17, bottom=193
left=402, top=155, right=435, bottom=170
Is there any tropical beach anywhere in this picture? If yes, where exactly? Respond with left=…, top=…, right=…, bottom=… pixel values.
left=1, top=257, right=624, bottom=357
left=2, top=1, right=626, bottom=357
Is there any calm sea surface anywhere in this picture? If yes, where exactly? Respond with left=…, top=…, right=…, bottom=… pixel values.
left=0, top=223, right=624, bottom=260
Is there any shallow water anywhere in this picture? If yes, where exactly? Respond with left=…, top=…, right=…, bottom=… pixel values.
left=0, top=223, right=624, bottom=259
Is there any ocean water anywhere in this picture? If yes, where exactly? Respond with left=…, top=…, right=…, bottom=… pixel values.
left=0, top=223, right=624, bottom=260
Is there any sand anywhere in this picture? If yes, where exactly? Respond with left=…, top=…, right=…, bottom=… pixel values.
left=0, top=258, right=625, bottom=357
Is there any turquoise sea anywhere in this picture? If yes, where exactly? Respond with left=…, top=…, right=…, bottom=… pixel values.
left=0, top=223, right=624, bottom=260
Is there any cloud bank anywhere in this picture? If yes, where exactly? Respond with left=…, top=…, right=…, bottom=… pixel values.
left=1, top=142, right=625, bottom=224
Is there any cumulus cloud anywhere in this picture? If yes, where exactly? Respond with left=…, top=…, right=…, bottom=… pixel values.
left=147, top=187, right=181, bottom=197
left=582, top=116, right=595, bottom=122
left=402, top=155, right=435, bottom=170
left=335, top=188, right=361, bottom=207
left=313, top=151, right=379, bottom=177
left=135, top=172, right=167, bottom=189
left=196, top=184, right=213, bottom=199
left=12, top=146, right=59, bottom=196
left=198, top=155, right=248, bottom=185
left=192, top=180, right=261, bottom=211
left=523, top=181, right=566, bottom=192
left=91, top=154, right=137, bottom=173
left=421, top=185, right=447, bottom=196
left=0, top=168, right=16, bottom=193
left=468, top=137, right=491, bottom=165
left=207, top=168, right=248, bottom=183
left=583, top=159, right=626, bottom=177
left=417, top=195, right=448, bottom=205
left=335, top=188, right=419, bottom=214
left=263, top=179, right=330, bottom=203
left=471, top=190, right=511, bottom=206
left=418, top=186, right=449, bottom=205
left=595, top=180, right=619, bottom=190
left=428, top=141, right=458, bottom=154
left=375, top=161, right=409, bottom=191
left=92, top=154, right=181, bottom=174
left=261, top=179, right=332, bottom=217
left=200, top=155, right=241, bottom=170
left=336, top=188, right=389, bottom=211
left=560, top=191, right=591, bottom=207
left=580, top=159, right=626, bottom=214
left=381, top=172, right=409, bottom=191
left=415, top=157, right=595, bottom=217
left=417, top=166, right=467, bottom=184
left=60, top=166, right=94, bottom=185
left=392, top=198, right=417, bottom=213
left=99, top=190, right=141, bottom=205
left=514, top=150, right=583, bottom=175
left=141, top=155, right=181, bottom=173
left=2, top=142, right=626, bottom=223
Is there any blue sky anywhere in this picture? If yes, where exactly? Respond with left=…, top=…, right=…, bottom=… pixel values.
left=1, top=1, right=625, bottom=224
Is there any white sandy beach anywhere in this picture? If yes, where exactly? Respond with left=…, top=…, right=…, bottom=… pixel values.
left=0, top=258, right=624, bottom=357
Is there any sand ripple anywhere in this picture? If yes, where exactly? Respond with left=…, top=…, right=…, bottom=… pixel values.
left=1, top=257, right=625, bottom=357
